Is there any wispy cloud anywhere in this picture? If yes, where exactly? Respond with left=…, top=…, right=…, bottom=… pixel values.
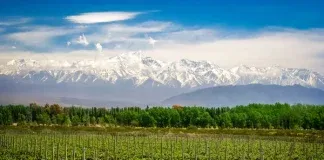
left=0, top=17, right=31, bottom=26
left=65, top=11, right=143, bottom=24
left=85, top=21, right=175, bottom=46
left=157, top=28, right=219, bottom=44
left=6, top=26, right=86, bottom=48
left=76, top=34, right=89, bottom=46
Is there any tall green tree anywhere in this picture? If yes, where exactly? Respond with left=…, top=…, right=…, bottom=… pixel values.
left=138, top=111, right=156, bottom=127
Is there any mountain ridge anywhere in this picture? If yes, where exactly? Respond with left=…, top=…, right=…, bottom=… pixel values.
left=1, top=51, right=324, bottom=90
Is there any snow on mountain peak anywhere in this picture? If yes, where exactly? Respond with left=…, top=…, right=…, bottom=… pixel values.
left=1, top=51, right=324, bottom=89
left=6, top=59, right=17, bottom=66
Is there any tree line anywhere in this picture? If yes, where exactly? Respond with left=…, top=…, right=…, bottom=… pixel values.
left=0, top=103, right=324, bottom=130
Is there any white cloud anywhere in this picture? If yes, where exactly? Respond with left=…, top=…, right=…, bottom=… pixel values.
left=95, top=43, right=102, bottom=53
left=79, top=25, right=324, bottom=72
left=157, top=28, right=219, bottom=44
left=85, top=21, right=174, bottom=46
left=1, top=20, right=324, bottom=74
left=6, top=26, right=85, bottom=48
left=0, top=49, right=123, bottom=65
left=0, top=18, right=31, bottom=26
left=65, top=12, right=143, bottom=24
left=76, top=34, right=89, bottom=46
left=146, top=29, right=324, bottom=73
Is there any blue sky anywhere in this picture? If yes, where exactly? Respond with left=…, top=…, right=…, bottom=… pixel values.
left=2, top=0, right=324, bottom=28
left=1, top=0, right=324, bottom=73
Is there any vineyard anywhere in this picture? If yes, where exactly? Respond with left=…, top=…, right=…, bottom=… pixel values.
left=0, top=133, right=324, bottom=160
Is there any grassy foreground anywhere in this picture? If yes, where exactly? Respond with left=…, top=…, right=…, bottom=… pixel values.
left=1, top=126, right=324, bottom=159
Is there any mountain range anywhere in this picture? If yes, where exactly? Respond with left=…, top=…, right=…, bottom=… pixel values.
left=0, top=51, right=324, bottom=106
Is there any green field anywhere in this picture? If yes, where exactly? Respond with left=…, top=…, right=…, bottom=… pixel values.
left=0, top=128, right=324, bottom=160
left=1, top=103, right=324, bottom=159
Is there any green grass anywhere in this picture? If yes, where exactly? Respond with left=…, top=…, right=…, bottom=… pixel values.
left=0, top=126, right=324, bottom=159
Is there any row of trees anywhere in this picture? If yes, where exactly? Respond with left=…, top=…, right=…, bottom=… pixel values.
left=0, top=103, right=324, bottom=129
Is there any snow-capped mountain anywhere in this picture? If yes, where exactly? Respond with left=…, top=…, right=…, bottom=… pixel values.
left=1, top=51, right=324, bottom=106
left=1, top=51, right=324, bottom=90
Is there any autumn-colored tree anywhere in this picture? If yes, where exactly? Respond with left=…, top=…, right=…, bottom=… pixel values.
left=172, top=104, right=183, bottom=110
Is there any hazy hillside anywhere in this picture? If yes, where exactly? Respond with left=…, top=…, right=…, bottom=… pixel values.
left=163, top=84, right=324, bottom=107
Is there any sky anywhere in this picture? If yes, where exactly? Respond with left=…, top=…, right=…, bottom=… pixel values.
left=1, top=0, right=324, bottom=73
